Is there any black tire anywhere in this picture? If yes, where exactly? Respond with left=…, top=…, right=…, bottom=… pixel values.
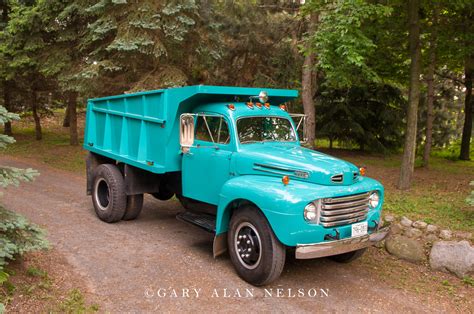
left=122, top=194, right=144, bottom=221
left=228, top=206, right=286, bottom=286
left=92, top=164, right=127, bottom=223
left=151, top=188, right=174, bottom=201
left=328, top=248, right=367, bottom=263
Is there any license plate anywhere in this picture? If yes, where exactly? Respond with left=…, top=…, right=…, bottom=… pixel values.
left=351, top=221, right=368, bottom=237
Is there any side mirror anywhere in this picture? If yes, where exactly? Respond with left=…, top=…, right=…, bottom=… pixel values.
left=290, top=113, right=307, bottom=144
left=180, top=114, right=195, bottom=153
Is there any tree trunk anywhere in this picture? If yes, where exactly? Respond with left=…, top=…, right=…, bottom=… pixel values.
left=68, top=91, right=79, bottom=146
left=31, top=91, right=42, bottom=141
left=302, top=13, right=318, bottom=149
left=398, top=0, right=421, bottom=190
left=3, top=80, right=12, bottom=136
left=460, top=54, right=473, bottom=160
left=63, top=99, right=70, bottom=127
left=423, top=18, right=437, bottom=168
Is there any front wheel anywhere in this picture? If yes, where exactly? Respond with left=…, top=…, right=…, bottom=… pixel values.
left=228, top=206, right=286, bottom=286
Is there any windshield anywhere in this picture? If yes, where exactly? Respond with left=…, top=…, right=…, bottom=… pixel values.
left=237, top=116, right=297, bottom=144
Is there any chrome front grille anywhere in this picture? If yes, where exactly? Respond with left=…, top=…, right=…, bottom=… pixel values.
left=319, top=192, right=370, bottom=227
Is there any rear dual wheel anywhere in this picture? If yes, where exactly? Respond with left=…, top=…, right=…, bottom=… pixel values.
left=92, top=164, right=143, bottom=222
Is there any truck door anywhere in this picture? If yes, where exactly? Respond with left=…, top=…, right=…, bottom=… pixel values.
left=182, top=114, right=233, bottom=205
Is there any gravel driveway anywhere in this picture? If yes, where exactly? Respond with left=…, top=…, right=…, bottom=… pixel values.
left=0, top=156, right=460, bottom=312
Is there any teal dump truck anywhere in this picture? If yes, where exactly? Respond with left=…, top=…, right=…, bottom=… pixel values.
left=84, top=85, right=388, bottom=285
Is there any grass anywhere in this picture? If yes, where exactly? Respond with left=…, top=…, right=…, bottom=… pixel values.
left=55, top=289, right=99, bottom=313
left=1, top=255, right=99, bottom=312
left=4, top=110, right=87, bottom=173
left=462, top=276, right=474, bottom=287
left=3, top=110, right=474, bottom=232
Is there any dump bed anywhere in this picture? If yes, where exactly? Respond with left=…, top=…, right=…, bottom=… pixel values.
left=83, top=85, right=298, bottom=174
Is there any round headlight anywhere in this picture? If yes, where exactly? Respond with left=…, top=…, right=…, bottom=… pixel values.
left=304, top=202, right=318, bottom=222
left=369, top=191, right=380, bottom=209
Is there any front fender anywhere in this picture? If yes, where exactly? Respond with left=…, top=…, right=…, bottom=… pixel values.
left=216, top=175, right=384, bottom=247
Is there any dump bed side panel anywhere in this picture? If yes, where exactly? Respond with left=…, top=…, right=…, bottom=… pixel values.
left=84, top=91, right=171, bottom=173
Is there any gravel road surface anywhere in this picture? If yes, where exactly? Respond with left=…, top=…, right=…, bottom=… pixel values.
left=0, top=156, right=460, bottom=312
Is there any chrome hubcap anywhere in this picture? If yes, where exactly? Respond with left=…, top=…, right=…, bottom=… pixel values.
left=234, top=222, right=262, bottom=269
left=95, top=178, right=110, bottom=210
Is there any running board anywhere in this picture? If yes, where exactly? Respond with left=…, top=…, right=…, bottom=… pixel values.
left=176, top=211, right=216, bottom=233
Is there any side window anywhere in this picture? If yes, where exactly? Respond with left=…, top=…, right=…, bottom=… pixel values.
left=195, top=115, right=230, bottom=144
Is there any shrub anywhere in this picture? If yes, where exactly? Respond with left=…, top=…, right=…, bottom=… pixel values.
left=0, top=206, right=49, bottom=270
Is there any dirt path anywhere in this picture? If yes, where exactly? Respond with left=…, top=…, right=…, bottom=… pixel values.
left=0, top=156, right=467, bottom=312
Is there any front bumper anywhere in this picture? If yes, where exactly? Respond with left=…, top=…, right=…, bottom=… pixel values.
left=295, top=227, right=389, bottom=259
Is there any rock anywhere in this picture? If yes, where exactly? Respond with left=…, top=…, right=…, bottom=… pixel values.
left=429, top=241, right=474, bottom=278
left=426, top=225, right=438, bottom=234
left=454, top=231, right=472, bottom=240
left=439, top=230, right=452, bottom=240
left=412, top=221, right=428, bottom=229
left=375, top=239, right=385, bottom=248
left=404, top=227, right=423, bottom=239
left=384, top=214, right=395, bottom=223
left=400, top=216, right=413, bottom=228
left=425, top=234, right=439, bottom=243
left=390, top=223, right=404, bottom=235
left=385, top=235, right=425, bottom=263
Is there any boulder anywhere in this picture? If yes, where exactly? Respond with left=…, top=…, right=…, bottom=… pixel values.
left=390, top=223, right=404, bottom=235
left=426, top=224, right=438, bottom=234
left=384, top=214, right=395, bottom=223
left=454, top=231, right=472, bottom=241
left=425, top=234, right=439, bottom=243
left=400, top=216, right=413, bottom=228
left=439, top=230, right=452, bottom=240
left=385, top=235, right=425, bottom=263
left=404, top=227, right=423, bottom=239
left=375, top=239, right=385, bottom=249
left=429, top=241, right=474, bottom=278
left=412, top=221, right=428, bottom=229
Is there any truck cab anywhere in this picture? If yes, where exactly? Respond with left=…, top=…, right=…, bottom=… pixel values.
left=84, top=85, right=388, bottom=286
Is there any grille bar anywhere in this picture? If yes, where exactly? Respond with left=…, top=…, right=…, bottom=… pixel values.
left=320, top=192, right=370, bottom=227
left=321, top=204, right=368, bottom=216
left=322, top=199, right=368, bottom=210
left=320, top=210, right=368, bottom=222
left=323, top=192, right=370, bottom=204
left=321, top=216, right=366, bottom=228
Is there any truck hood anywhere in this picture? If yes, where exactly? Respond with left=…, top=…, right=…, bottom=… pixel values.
left=233, top=143, right=360, bottom=186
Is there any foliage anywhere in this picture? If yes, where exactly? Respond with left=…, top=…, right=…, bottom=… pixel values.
left=417, top=76, right=465, bottom=148
left=56, top=289, right=99, bottom=313
left=0, top=104, right=45, bottom=310
left=303, top=0, right=392, bottom=88
left=317, top=83, right=406, bottom=152
left=467, top=181, right=474, bottom=206
left=0, top=206, right=49, bottom=270
left=0, top=105, right=39, bottom=187
left=0, top=0, right=472, bottom=156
